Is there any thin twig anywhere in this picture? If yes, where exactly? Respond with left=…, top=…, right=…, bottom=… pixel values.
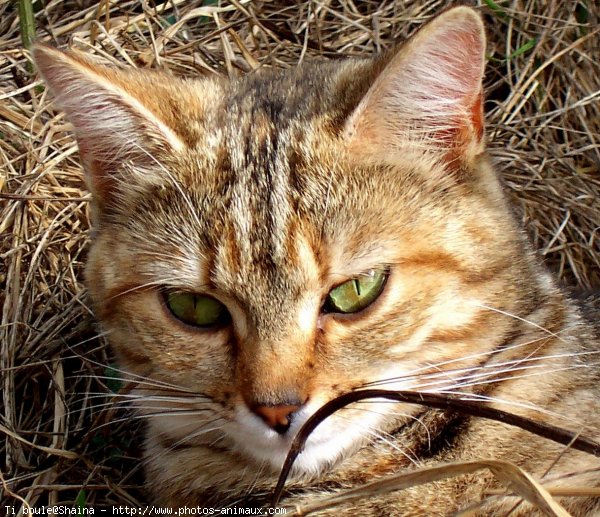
left=272, top=390, right=600, bottom=505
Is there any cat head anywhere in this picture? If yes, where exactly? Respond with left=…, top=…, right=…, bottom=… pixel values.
left=34, top=7, right=537, bottom=475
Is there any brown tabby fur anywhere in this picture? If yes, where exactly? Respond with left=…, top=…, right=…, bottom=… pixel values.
left=33, top=7, right=600, bottom=515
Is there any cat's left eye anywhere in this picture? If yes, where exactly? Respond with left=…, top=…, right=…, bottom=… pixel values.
left=164, top=292, right=230, bottom=328
left=324, top=269, right=387, bottom=314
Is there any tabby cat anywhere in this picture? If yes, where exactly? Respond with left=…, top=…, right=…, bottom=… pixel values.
left=33, top=7, right=600, bottom=515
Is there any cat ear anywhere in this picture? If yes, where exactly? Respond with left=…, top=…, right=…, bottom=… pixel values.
left=32, top=45, right=187, bottom=203
left=345, top=7, right=486, bottom=170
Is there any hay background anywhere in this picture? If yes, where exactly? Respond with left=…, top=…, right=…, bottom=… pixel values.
left=0, top=0, right=599, bottom=510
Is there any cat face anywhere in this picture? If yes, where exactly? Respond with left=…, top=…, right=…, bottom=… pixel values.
left=34, top=8, right=537, bottom=475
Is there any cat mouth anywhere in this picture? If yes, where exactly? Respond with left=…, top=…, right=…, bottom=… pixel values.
left=231, top=398, right=403, bottom=474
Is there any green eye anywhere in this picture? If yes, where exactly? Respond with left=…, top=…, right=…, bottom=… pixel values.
left=325, top=269, right=387, bottom=314
left=165, top=292, right=229, bottom=328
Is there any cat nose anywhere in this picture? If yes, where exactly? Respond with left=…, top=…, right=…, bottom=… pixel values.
left=252, top=404, right=301, bottom=434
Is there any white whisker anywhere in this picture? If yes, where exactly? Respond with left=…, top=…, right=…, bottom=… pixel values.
left=430, top=362, right=600, bottom=403
left=335, top=412, right=422, bottom=468
left=430, top=390, right=584, bottom=429
left=362, top=335, right=556, bottom=388
left=403, top=352, right=600, bottom=392
left=474, top=302, right=567, bottom=343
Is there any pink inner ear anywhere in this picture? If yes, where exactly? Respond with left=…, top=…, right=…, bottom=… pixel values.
left=435, top=24, right=486, bottom=146
left=346, top=8, right=487, bottom=162
left=439, top=25, right=485, bottom=86
left=414, top=21, right=485, bottom=127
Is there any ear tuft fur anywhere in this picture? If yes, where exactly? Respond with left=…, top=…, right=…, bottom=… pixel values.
left=33, top=45, right=186, bottom=202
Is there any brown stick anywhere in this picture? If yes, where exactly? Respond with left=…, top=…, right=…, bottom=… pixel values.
left=271, top=389, right=600, bottom=506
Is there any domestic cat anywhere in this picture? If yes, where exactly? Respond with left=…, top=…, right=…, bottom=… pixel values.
left=33, top=6, right=600, bottom=515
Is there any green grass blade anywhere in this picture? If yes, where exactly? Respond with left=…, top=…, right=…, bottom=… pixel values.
left=508, top=38, right=538, bottom=59
left=18, top=0, right=36, bottom=49
left=483, top=0, right=508, bottom=19
left=75, top=490, right=87, bottom=510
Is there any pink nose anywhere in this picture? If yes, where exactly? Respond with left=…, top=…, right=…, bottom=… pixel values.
left=252, top=404, right=300, bottom=434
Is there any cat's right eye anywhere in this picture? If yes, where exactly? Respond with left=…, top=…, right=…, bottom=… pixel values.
left=164, top=292, right=230, bottom=328
left=324, top=268, right=387, bottom=315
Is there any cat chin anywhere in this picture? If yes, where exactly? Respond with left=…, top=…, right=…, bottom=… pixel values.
left=229, top=398, right=394, bottom=476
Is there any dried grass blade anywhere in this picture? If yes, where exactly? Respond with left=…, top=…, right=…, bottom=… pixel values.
left=289, top=460, right=570, bottom=517
left=0, top=422, right=78, bottom=459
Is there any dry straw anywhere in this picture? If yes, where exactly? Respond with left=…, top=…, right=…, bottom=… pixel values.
left=0, top=0, right=599, bottom=512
